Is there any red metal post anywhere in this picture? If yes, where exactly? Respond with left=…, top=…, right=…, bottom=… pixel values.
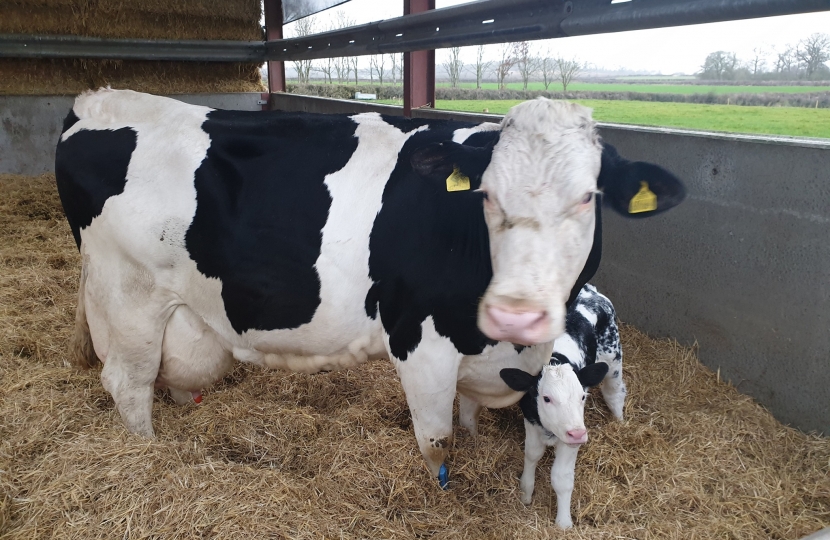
left=263, top=0, right=286, bottom=109
left=403, top=0, right=435, bottom=117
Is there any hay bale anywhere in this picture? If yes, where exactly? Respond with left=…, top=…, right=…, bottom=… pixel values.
left=1, top=1, right=264, bottom=95
left=0, top=173, right=828, bottom=539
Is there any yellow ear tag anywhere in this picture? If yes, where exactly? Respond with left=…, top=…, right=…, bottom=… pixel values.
left=628, top=181, right=658, bottom=214
left=446, top=167, right=471, bottom=192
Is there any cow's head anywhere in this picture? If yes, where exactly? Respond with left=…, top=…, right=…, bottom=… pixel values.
left=479, top=99, right=686, bottom=344
left=500, top=361, right=608, bottom=445
left=410, top=98, right=685, bottom=345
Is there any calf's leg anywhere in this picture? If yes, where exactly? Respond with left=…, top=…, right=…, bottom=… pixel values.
left=600, top=365, right=626, bottom=421
left=551, top=440, right=581, bottom=529
left=519, top=421, right=547, bottom=505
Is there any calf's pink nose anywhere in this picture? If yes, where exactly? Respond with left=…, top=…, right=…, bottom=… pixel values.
left=566, top=429, right=588, bottom=444
left=485, top=306, right=548, bottom=344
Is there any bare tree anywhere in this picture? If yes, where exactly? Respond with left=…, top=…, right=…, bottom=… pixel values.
left=370, top=55, right=386, bottom=84
left=699, top=51, right=739, bottom=80
left=333, top=11, right=355, bottom=84
left=388, top=53, right=401, bottom=85
left=474, top=45, right=492, bottom=89
left=540, top=53, right=557, bottom=90
left=515, top=41, right=540, bottom=90
left=442, top=47, right=464, bottom=88
left=796, top=33, right=830, bottom=79
left=334, top=56, right=350, bottom=83
left=317, top=57, right=335, bottom=83
left=494, top=43, right=518, bottom=89
left=555, top=56, right=582, bottom=92
left=290, top=16, right=316, bottom=83
left=749, top=47, right=767, bottom=78
left=350, top=56, right=360, bottom=84
left=774, top=45, right=796, bottom=75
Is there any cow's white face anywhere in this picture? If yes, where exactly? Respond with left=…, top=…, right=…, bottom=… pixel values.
left=537, top=364, right=589, bottom=445
left=478, top=99, right=601, bottom=345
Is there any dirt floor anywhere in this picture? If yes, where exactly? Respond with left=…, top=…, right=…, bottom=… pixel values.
left=1, top=174, right=828, bottom=539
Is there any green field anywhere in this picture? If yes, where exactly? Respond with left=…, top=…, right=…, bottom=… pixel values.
left=378, top=99, right=830, bottom=138
left=439, top=81, right=830, bottom=95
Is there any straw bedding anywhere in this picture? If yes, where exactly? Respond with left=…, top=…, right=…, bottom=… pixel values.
left=0, top=173, right=828, bottom=539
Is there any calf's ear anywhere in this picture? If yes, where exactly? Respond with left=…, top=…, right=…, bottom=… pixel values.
left=599, top=142, right=686, bottom=218
left=500, top=368, right=538, bottom=392
left=576, top=362, right=609, bottom=388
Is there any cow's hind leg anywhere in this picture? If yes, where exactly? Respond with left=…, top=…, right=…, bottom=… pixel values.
left=90, top=269, right=171, bottom=437
left=70, top=261, right=99, bottom=368
left=389, top=318, right=462, bottom=482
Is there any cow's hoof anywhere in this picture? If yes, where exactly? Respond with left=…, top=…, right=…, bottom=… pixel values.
left=438, top=464, right=449, bottom=489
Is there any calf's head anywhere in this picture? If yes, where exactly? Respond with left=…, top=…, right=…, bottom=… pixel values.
left=501, top=362, right=608, bottom=445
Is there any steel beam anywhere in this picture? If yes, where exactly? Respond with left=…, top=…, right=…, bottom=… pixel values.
left=0, top=33, right=264, bottom=62
left=264, top=0, right=287, bottom=94
left=403, top=0, right=435, bottom=117
left=1, top=0, right=829, bottom=62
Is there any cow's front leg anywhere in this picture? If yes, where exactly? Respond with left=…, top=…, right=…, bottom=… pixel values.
left=458, top=393, right=483, bottom=436
left=551, top=440, right=581, bottom=529
left=389, top=317, right=462, bottom=483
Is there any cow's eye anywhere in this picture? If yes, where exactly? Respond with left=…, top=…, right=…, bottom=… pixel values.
left=582, top=394, right=587, bottom=401
left=543, top=396, right=551, bottom=403
left=581, top=192, right=594, bottom=205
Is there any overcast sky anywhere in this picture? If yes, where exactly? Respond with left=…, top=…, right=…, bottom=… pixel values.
left=283, top=0, right=830, bottom=74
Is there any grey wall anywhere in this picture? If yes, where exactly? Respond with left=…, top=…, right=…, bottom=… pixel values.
left=594, top=125, right=830, bottom=435
left=2, top=93, right=828, bottom=434
left=0, top=93, right=262, bottom=176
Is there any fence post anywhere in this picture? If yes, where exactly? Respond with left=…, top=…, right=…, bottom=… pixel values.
left=403, top=0, right=435, bottom=117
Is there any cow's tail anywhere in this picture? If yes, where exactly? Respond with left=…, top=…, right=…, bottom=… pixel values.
left=71, top=260, right=99, bottom=369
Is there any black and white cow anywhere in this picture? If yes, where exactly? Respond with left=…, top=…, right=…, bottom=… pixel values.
left=500, top=284, right=625, bottom=528
left=55, top=89, right=684, bottom=482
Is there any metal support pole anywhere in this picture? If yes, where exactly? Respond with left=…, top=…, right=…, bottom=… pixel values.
left=264, top=0, right=286, bottom=99
left=403, top=0, right=435, bottom=118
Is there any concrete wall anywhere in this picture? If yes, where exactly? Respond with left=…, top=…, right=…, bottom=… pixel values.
left=2, top=93, right=828, bottom=434
left=0, top=93, right=262, bottom=176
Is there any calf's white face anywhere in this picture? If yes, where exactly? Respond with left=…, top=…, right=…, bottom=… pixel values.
left=537, top=364, right=589, bottom=445
left=477, top=99, right=601, bottom=345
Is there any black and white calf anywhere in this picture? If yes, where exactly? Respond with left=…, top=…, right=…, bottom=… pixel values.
left=500, top=284, right=625, bottom=528
left=55, top=90, right=682, bottom=483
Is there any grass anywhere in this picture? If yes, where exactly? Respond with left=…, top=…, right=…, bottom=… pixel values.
left=438, top=81, right=830, bottom=94
left=423, top=99, right=830, bottom=139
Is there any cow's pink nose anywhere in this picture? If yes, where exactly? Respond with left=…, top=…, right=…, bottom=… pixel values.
left=485, top=306, right=549, bottom=344
left=565, top=429, right=588, bottom=444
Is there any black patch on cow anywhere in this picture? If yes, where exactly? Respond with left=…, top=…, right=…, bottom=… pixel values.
left=613, top=369, right=620, bottom=378
left=366, top=121, right=498, bottom=359
left=186, top=110, right=359, bottom=333
left=513, top=344, right=527, bottom=354
left=380, top=115, right=432, bottom=133
left=55, top=119, right=137, bottom=249
left=62, top=110, right=80, bottom=133
left=567, top=198, right=602, bottom=308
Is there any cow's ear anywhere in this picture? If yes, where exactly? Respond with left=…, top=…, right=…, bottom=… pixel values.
left=411, top=142, right=492, bottom=189
left=576, top=362, right=609, bottom=388
left=500, top=368, right=538, bottom=392
left=411, top=142, right=459, bottom=178
left=599, top=142, right=686, bottom=218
